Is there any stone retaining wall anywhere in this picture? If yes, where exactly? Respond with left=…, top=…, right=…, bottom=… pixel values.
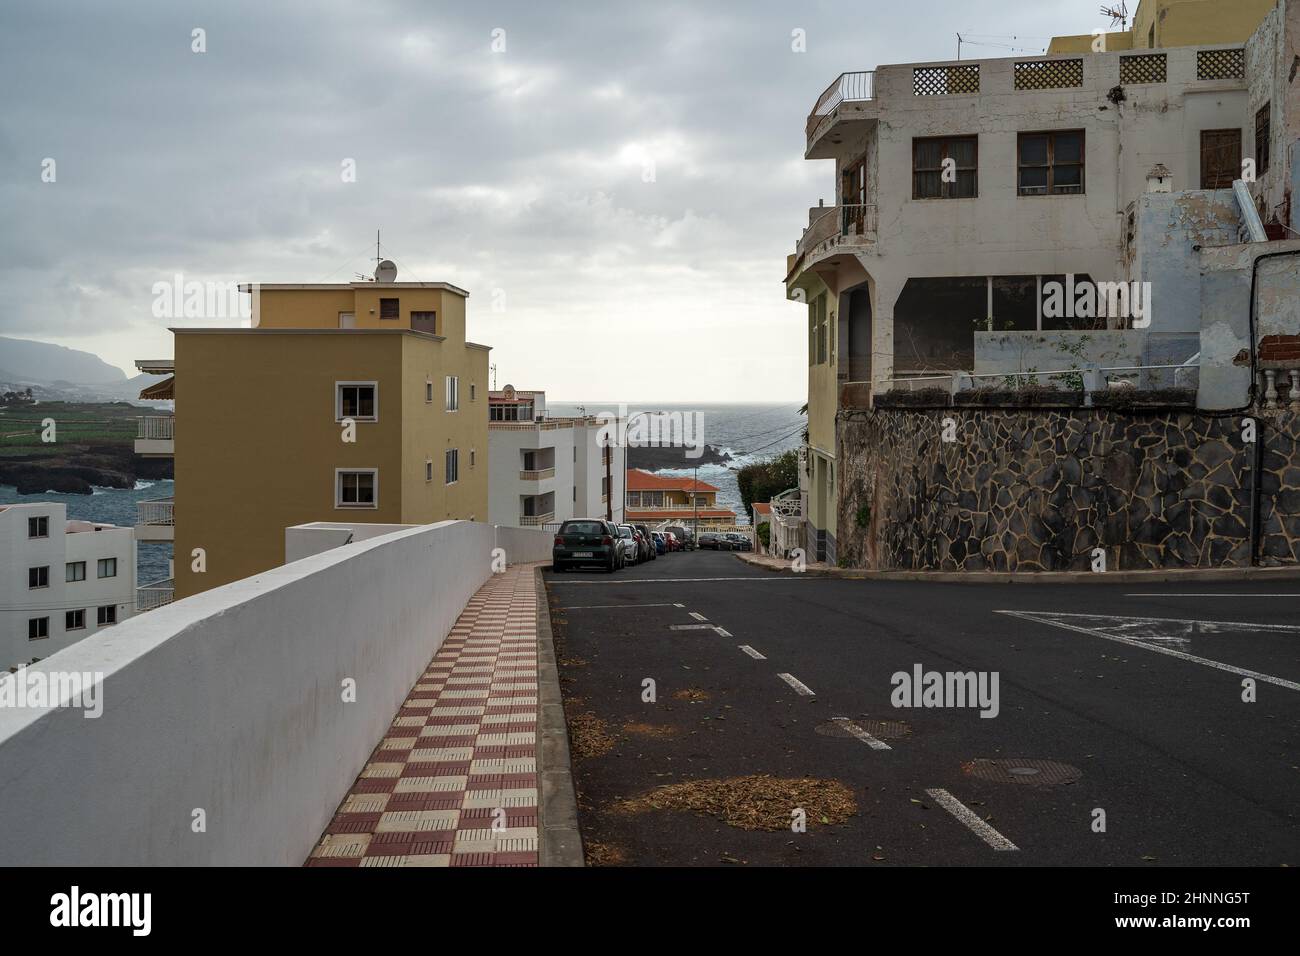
left=836, top=406, right=1300, bottom=571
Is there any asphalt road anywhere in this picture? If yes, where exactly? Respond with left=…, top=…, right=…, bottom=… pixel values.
left=544, top=550, right=1300, bottom=866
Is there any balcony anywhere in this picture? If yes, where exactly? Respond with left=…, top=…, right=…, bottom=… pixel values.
left=135, top=416, right=174, bottom=457
left=135, top=578, right=175, bottom=612
left=519, top=467, right=555, bottom=481
left=519, top=512, right=555, bottom=527
left=806, top=70, right=875, bottom=158
left=135, top=496, right=174, bottom=542
left=788, top=204, right=878, bottom=284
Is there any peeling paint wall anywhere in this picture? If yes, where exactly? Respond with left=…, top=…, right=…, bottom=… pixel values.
left=837, top=406, right=1300, bottom=571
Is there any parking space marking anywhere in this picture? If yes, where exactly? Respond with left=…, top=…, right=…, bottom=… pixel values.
left=714, top=627, right=733, bottom=638
left=669, top=624, right=717, bottom=631
left=738, top=645, right=767, bottom=660
left=998, top=609, right=1300, bottom=692
left=777, top=673, right=816, bottom=696
left=547, top=576, right=813, bottom=584
left=831, top=717, right=891, bottom=751
left=561, top=603, right=683, bottom=610
left=926, top=789, right=1019, bottom=851
left=689, top=612, right=708, bottom=621
left=1125, top=593, right=1300, bottom=598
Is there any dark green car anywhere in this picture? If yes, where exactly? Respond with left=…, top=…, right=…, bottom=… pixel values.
left=552, top=519, right=621, bottom=573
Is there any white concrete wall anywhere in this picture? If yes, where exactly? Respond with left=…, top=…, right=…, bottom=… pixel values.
left=0, top=502, right=135, bottom=672
left=0, top=519, right=551, bottom=865
left=487, top=423, right=575, bottom=527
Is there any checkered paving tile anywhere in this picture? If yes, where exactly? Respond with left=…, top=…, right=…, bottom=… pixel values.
left=307, top=564, right=541, bottom=867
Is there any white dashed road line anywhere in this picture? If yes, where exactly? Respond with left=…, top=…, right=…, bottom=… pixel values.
left=738, top=645, right=767, bottom=660
left=669, top=624, right=717, bottom=631
left=777, top=673, right=816, bottom=696
left=831, top=717, right=891, bottom=751
left=926, top=788, right=1019, bottom=851
left=561, top=603, right=684, bottom=610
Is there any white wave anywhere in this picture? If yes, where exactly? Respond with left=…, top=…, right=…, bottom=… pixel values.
left=134, top=480, right=155, bottom=491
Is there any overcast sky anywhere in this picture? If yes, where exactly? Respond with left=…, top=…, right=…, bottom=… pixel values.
left=1, top=0, right=1100, bottom=401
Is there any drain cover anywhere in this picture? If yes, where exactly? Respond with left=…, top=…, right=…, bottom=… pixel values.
left=816, top=718, right=912, bottom=740
left=963, top=758, right=1082, bottom=786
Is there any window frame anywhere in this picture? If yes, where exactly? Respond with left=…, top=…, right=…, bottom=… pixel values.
left=66, top=609, right=86, bottom=631
left=445, top=375, right=459, bottom=412
left=1255, top=103, right=1271, bottom=176
left=912, top=135, right=979, bottom=200
left=335, top=381, right=379, bottom=423
left=28, top=565, right=50, bottom=589
left=97, top=557, right=117, bottom=579
left=97, top=605, right=117, bottom=627
left=27, top=515, right=49, bottom=538
left=425, top=458, right=434, bottom=482
left=1017, top=130, right=1086, bottom=197
left=379, top=297, right=400, bottom=320
left=1200, top=128, right=1243, bottom=189
left=335, top=468, right=379, bottom=509
left=66, top=561, right=86, bottom=582
left=28, top=617, right=49, bottom=641
left=445, top=448, right=460, bottom=485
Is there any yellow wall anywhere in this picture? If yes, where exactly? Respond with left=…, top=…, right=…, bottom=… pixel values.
left=254, top=285, right=465, bottom=337
left=1050, top=0, right=1275, bottom=52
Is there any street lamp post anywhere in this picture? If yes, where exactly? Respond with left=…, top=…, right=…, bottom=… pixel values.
left=623, top=410, right=652, bottom=530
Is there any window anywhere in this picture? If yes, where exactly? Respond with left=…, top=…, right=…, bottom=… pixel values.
left=28, top=566, right=49, bottom=589
left=336, top=382, right=377, bottom=421
left=1200, top=129, right=1242, bottom=189
left=425, top=380, right=434, bottom=403
left=66, top=561, right=86, bottom=582
left=1256, top=103, right=1271, bottom=176
left=445, top=449, right=459, bottom=484
left=27, top=516, right=48, bottom=538
left=1018, top=131, right=1085, bottom=195
left=28, top=617, right=49, bottom=641
left=410, top=310, right=437, bottom=333
left=814, top=294, right=828, bottom=364
left=913, top=136, right=977, bottom=199
left=470, top=448, right=476, bottom=468
left=97, top=558, right=117, bottom=579
left=336, top=469, right=377, bottom=508
left=470, top=383, right=476, bottom=401
left=379, top=297, right=399, bottom=320
left=425, top=458, right=434, bottom=482
left=97, top=605, right=117, bottom=627
left=66, top=609, right=85, bottom=631
left=445, top=376, right=459, bottom=411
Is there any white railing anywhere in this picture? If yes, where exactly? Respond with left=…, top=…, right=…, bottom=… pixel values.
left=137, top=416, right=174, bottom=440
left=878, top=361, right=1201, bottom=398
left=807, top=71, right=875, bottom=141
left=519, top=468, right=555, bottom=481
left=520, top=512, right=555, bottom=526
left=137, top=496, right=174, bottom=526
left=135, top=579, right=175, bottom=612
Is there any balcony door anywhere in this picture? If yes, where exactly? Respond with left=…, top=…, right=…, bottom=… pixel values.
left=338, top=312, right=355, bottom=329
left=840, top=157, right=868, bottom=235
left=1200, top=129, right=1241, bottom=189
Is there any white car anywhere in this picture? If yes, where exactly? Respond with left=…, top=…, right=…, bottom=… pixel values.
left=616, top=524, right=640, bottom=565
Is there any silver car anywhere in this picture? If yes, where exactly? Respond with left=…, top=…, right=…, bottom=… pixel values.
left=616, top=524, right=640, bottom=565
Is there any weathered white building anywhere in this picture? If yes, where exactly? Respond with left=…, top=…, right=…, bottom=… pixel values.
left=0, top=502, right=136, bottom=671
left=487, top=387, right=625, bottom=529
left=786, top=0, right=1300, bottom=562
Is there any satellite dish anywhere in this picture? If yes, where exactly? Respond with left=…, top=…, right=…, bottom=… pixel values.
left=374, top=259, right=398, bottom=282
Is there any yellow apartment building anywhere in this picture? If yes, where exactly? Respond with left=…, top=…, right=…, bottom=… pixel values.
left=1048, top=0, right=1275, bottom=54
left=166, top=278, right=489, bottom=599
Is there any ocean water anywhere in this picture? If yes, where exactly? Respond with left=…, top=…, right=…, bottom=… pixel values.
left=0, top=480, right=174, bottom=586
left=548, top=402, right=805, bottom=524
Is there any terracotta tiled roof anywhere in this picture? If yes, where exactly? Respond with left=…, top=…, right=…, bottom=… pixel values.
left=626, top=468, right=720, bottom=493
left=753, top=502, right=772, bottom=515
left=626, top=509, right=736, bottom=520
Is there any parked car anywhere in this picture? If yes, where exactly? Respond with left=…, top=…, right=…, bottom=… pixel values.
left=634, top=524, right=656, bottom=560
left=651, top=531, right=667, bottom=555
left=553, top=519, right=621, bottom=572
left=725, top=532, right=752, bottom=552
left=697, top=532, right=722, bottom=550
left=664, top=531, right=681, bottom=552
left=616, top=524, right=640, bottom=565
left=664, top=525, right=695, bottom=551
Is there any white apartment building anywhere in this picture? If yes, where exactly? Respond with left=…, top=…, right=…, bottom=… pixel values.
left=786, top=0, right=1300, bottom=562
left=0, top=502, right=137, bottom=671
left=487, top=386, right=625, bottom=528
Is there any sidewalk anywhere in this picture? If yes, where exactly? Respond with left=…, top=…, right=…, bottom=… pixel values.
left=738, top=551, right=1300, bottom=584
left=307, top=564, right=542, bottom=867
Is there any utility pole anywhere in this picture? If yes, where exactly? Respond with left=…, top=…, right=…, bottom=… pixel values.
left=605, top=439, right=613, bottom=522
left=692, top=462, right=699, bottom=546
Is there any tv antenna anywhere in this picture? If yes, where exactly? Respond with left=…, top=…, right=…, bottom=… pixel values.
left=490, top=363, right=497, bottom=390
left=1100, top=2, right=1129, bottom=29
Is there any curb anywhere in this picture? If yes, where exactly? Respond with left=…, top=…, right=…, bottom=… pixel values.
left=534, top=567, right=584, bottom=867
left=735, top=551, right=1300, bottom=585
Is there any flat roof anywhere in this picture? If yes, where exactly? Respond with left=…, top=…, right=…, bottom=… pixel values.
left=238, top=282, right=470, bottom=297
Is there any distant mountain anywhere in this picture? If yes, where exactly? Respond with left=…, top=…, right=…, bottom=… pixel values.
left=0, top=336, right=127, bottom=385
left=0, top=337, right=169, bottom=405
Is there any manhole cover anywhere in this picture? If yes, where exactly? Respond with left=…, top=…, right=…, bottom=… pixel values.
left=816, top=718, right=912, bottom=740
left=963, top=758, right=1082, bottom=786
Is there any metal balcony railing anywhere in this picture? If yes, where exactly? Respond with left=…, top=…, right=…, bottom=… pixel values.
left=520, top=512, right=555, bottom=527
left=807, top=71, right=874, bottom=140
left=136, top=579, right=175, bottom=612
left=137, top=416, right=174, bottom=440
left=137, top=497, right=174, bottom=527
